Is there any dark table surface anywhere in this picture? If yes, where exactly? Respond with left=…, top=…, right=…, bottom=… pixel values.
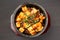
left=0, top=0, right=60, bottom=40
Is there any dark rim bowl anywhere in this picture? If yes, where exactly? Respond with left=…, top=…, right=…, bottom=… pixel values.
left=11, top=3, right=48, bottom=38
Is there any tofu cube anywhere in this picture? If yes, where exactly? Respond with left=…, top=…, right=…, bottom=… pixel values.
left=19, top=27, right=24, bottom=33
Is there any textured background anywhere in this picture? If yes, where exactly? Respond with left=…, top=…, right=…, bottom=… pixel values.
left=0, top=0, right=60, bottom=40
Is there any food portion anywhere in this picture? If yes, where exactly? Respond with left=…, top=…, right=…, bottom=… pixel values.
left=15, top=6, right=45, bottom=35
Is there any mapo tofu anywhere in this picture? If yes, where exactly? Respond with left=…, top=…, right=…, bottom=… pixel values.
left=15, top=6, right=45, bottom=35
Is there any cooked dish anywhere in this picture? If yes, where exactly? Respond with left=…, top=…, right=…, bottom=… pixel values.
left=15, top=6, right=45, bottom=35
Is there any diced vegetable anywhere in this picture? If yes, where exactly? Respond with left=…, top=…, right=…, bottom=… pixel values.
left=39, top=13, right=45, bottom=20
left=25, top=11, right=31, bottom=16
left=40, top=19, right=43, bottom=23
left=31, top=8, right=38, bottom=14
left=28, top=27, right=33, bottom=32
left=19, top=27, right=24, bottom=33
left=19, top=12, right=25, bottom=18
left=39, top=13, right=45, bottom=23
left=16, top=16, right=21, bottom=22
left=30, top=30, right=36, bottom=35
left=32, top=22, right=41, bottom=30
left=37, top=26, right=43, bottom=32
left=23, top=22, right=31, bottom=28
left=22, top=6, right=28, bottom=12
left=16, top=22, right=20, bottom=28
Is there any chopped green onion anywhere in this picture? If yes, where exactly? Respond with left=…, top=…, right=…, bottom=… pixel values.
left=33, top=19, right=39, bottom=24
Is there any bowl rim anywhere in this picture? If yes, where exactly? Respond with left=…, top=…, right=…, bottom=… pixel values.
left=11, top=3, right=48, bottom=38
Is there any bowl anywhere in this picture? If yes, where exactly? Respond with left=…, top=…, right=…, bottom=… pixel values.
left=10, top=3, right=49, bottom=38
